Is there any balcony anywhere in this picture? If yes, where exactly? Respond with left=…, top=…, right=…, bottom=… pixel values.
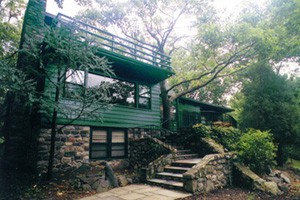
left=45, top=13, right=174, bottom=84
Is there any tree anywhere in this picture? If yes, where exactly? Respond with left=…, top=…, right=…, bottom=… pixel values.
left=238, top=63, right=300, bottom=166
left=0, top=0, right=26, bottom=105
left=75, top=0, right=258, bottom=129
left=0, top=0, right=25, bottom=57
left=0, top=0, right=114, bottom=178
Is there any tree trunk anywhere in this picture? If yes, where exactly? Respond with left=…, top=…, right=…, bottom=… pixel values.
left=47, top=71, right=61, bottom=180
left=46, top=108, right=57, bottom=180
left=160, top=80, right=171, bottom=130
left=276, top=143, right=287, bottom=167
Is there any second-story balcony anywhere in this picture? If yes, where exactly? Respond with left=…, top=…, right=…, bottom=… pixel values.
left=45, top=13, right=174, bottom=84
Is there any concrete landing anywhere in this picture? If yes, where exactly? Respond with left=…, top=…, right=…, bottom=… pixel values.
left=79, top=184, right=191, bottom=200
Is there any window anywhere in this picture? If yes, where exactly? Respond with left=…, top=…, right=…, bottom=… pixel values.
left=182, top=111, right=201, bottom=127
left=64, top=70, right=85, bottom=98
left=138, top=85, right=151, bottom=109
left=64, top=71, right=151, bottom=109
left=90, top=128, right=127, bottom=159
left=66, top=70, right=85, bottom=85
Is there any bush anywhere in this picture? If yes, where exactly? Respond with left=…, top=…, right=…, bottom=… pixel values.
left=211, top=126, right=243, bottom=150
left=236, top=129, right=277, bottom=174
left=193, top=124, right=243, bottom=150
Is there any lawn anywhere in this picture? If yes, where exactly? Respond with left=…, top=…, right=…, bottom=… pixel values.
left=289, top=159, right=300, bottom=169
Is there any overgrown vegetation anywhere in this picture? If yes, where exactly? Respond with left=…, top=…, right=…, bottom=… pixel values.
left=193, top=124, right=243, bottom=151
left=193, top=124, right=277, bottom=174
left=236, top=129, right=277, bottom=174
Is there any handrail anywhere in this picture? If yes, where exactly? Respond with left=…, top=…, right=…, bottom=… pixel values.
left=55, top=13, right=172, bottom=70
left=131, top=124, right=177, bottom=140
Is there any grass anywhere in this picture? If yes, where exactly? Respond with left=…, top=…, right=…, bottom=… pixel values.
left=288, top=158, right=300, bottom=169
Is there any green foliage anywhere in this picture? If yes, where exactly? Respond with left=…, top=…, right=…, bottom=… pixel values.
left=237, top=129, right=277, bottom=174
left=25, top=23, right=114, bottom=123
left=238, top=63, right=300, bottom=165
left=286, top=144, right=300, bottom=160
left=0, top=136, right=4, bottom=144
left=193, top=124, right=277, bottom=174
left=0, top=59, right=36, bottom=107
left=0, top=0, right=25, bottom=57
left=193, top=123, right=243, bottom=150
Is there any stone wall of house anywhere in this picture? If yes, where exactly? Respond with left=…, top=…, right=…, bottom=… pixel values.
left=37, top=126, right=90, bottom=174
left=183, top=153, right=233, bottom=194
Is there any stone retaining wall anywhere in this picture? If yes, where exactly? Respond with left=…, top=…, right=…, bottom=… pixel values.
left=37, top=126, right=90, bottom=174
left=129, top=136, right=175, bottom=181
left=129, top=136, right=172, bottom=170
left=183, top=153, right=233, bottom=194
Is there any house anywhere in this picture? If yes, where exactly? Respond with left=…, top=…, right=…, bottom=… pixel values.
left=173, top=97, right=237, bottom=129
left=2, top=1, right=235, bottom=174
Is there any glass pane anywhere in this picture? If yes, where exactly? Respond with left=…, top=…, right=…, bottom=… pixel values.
left=91, top=144, right=107, bottom=158
left=92, top=130, right=107, bottom=143
left=112, top=131, right=125, bottom=143
left=139, top=85, right=150, bottom=98
left=64, top=83, right=84, bottom=98
left=110, top=81, right=135, bottom=107
left=111, top=144, right=125, bottom=157
left=66, top=70, right=85, bottom=85
left=139, top=97, right=150, bottom=109
left=87, top=73, right=114, bottom=87
left=87, top=73, right=136, bottom=107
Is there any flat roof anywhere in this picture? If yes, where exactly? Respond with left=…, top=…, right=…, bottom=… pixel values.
left=179, top=97, right=234, bottom=113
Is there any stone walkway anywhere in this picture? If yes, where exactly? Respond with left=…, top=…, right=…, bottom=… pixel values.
left=79, top=184, right=191, bottom=200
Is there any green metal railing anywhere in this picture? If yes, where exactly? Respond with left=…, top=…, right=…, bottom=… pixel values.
left=56, top=13, right=171, bottom=70
left=131, top=124, right=177, bottom=140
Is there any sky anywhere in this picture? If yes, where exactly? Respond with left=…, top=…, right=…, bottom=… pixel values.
left=46, top=0, right=256, bottom=17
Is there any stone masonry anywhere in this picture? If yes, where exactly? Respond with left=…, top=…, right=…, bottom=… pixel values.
left=183, top=153, right=233, bottom=194
left=37, top=126, right=90, bottom=174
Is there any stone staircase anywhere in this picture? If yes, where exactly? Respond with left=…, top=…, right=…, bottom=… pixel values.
left=147, top=145, right=201, bottom=190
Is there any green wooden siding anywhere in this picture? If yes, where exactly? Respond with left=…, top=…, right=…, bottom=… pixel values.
left=51, top=83, right=161, bottom=128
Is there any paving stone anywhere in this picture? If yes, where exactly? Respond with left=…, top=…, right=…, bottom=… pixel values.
left=135, top=187, right=161, bottom=194
left=79, top=184, right=191, bottom=200
left=138, top=195, right=173, bottom=200
left=119, top=193, right=146, bottom=200
left=110, top=188, right=130, bottom=196
left=95, top=192, right=115, bottom=198
left=153, top=189, right=191, bottom=198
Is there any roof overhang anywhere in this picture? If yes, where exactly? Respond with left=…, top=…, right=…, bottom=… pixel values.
left=179, top=97, right=234, bottom=113
left=95, top=48, right=174, bottom=85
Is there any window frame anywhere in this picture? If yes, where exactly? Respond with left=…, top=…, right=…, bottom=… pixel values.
left=63, top=70, right=152, bottom=110
left=90, top=127, right=128, bottom=160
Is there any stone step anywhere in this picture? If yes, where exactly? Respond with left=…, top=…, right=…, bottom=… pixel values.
left=156, top=172, right=183, bottom=181
left=148, top=178, right=184, bottom=190
left=175, top=153, right=199, bottom=159
left=164, top=166, right=191, bottom=173
left=172, top=158, right=202, bottom=167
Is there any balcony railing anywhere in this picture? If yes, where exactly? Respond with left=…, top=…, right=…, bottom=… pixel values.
left=56, top=13, right=171, bottom=70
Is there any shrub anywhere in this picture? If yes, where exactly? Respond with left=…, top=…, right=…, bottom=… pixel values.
left=193, top=124, right=212, bottom=138
left=236, top=129, right=277, bottom=174
left=193, top=123, right=242, bottom=150
left=211, top=126, right=243, bottom=150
